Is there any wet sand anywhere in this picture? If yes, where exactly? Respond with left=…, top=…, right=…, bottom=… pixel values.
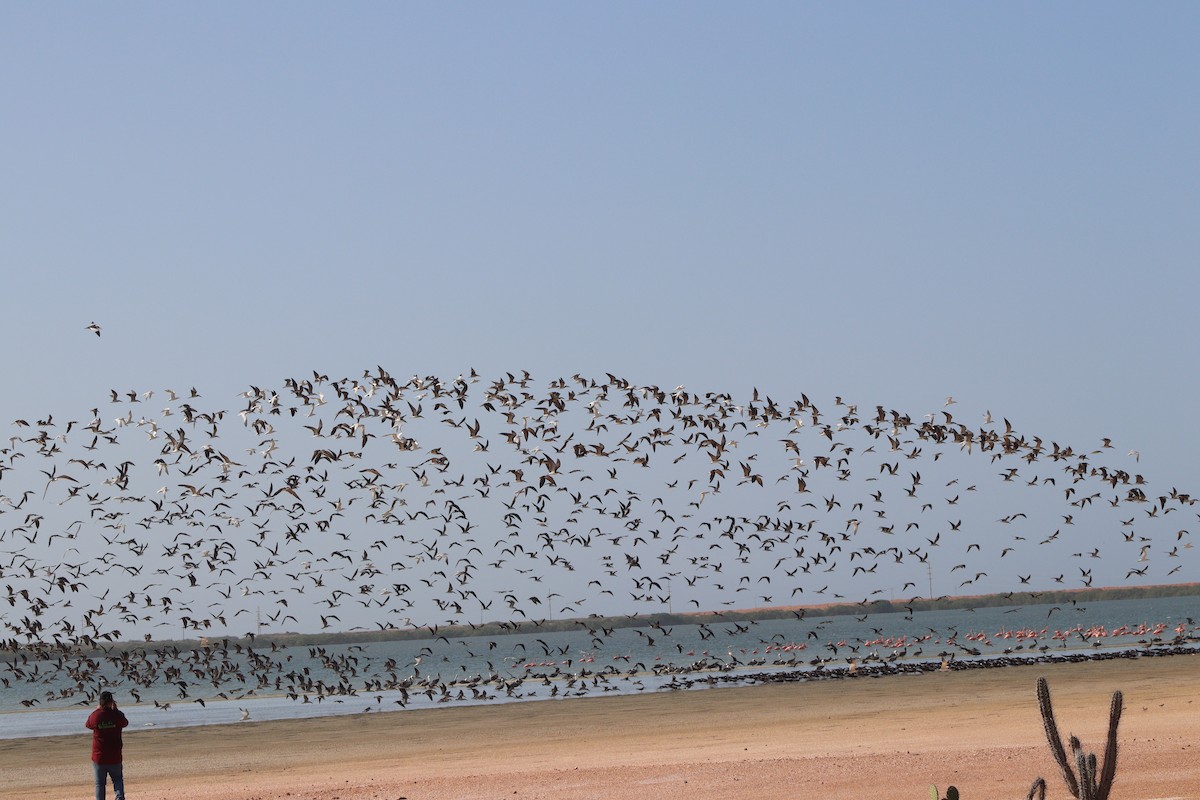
left=4, top=654, right=1197, bottom=800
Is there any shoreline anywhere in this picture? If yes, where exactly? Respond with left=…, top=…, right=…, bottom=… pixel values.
left=4, top=653, right=1197, bottom=799
left=7, top=584, right=1194, bottom=658
left=5, top=641, right=1197, bottom=742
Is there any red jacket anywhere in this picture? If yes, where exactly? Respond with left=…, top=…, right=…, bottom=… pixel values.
left=85, top=706, right=129, bottom=764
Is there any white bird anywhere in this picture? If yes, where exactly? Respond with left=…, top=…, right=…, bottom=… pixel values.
left=239, top=707, right=250, bottom=721
left=85, top=321, right=102, bottom=337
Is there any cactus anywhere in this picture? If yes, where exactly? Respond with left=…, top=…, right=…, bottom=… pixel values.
left=1036, top=676, right=1123, bottom=800
left=929, top=678, right=1122, bottom=800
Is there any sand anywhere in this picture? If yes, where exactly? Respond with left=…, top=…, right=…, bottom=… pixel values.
left=4, top=654, right=1197, bottom=800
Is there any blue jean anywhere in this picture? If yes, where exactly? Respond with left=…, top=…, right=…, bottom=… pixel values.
left=93, top=762, right=124, bottom=800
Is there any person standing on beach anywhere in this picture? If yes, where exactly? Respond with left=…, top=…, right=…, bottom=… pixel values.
left=86, top=690, right=129, bottom=800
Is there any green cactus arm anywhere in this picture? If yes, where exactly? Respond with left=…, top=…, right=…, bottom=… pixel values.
left=1095, top=690, right=1123, bottom=800
left=1037, top=677, right=1080, bottom=798
left=1073, top=738, right=1093, bottom=800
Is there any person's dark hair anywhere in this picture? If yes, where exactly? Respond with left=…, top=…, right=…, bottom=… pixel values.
left=99, top=690, right=114, bottom=705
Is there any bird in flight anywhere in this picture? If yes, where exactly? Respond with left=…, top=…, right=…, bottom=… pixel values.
left=85, top=321, right=102, bottom=337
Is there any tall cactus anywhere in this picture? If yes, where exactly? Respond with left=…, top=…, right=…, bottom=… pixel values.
left=1036, top=676, right=1123, bottom=800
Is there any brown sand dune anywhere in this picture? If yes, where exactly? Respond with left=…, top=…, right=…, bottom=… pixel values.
left=4, top=655, right=1197, bottom=800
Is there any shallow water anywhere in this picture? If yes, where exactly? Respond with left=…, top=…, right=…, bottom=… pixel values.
left=4, top=594, right=1197, bottom=740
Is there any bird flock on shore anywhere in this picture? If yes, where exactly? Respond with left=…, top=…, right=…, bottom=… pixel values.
left=2, top=367, right=1196, bottom=710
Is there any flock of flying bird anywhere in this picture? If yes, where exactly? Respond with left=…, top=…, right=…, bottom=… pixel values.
left=1, top=361, right=1196, bottom=711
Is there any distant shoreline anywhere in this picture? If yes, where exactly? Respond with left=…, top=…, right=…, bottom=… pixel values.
left=12, top=581, right=1196, bottom=657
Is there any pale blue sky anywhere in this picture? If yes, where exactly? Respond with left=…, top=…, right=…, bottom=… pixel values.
left=1, top=5, right=1197, bottom=629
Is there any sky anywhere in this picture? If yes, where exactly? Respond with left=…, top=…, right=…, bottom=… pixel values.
left=1, top=5, right=1198, bottom=639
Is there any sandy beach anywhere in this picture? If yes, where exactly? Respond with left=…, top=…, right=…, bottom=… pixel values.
left=5, top=655, right=1197, bottom=800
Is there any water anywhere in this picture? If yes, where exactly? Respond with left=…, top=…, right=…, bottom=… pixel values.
left=4, top=594, right=1197, bottom=740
